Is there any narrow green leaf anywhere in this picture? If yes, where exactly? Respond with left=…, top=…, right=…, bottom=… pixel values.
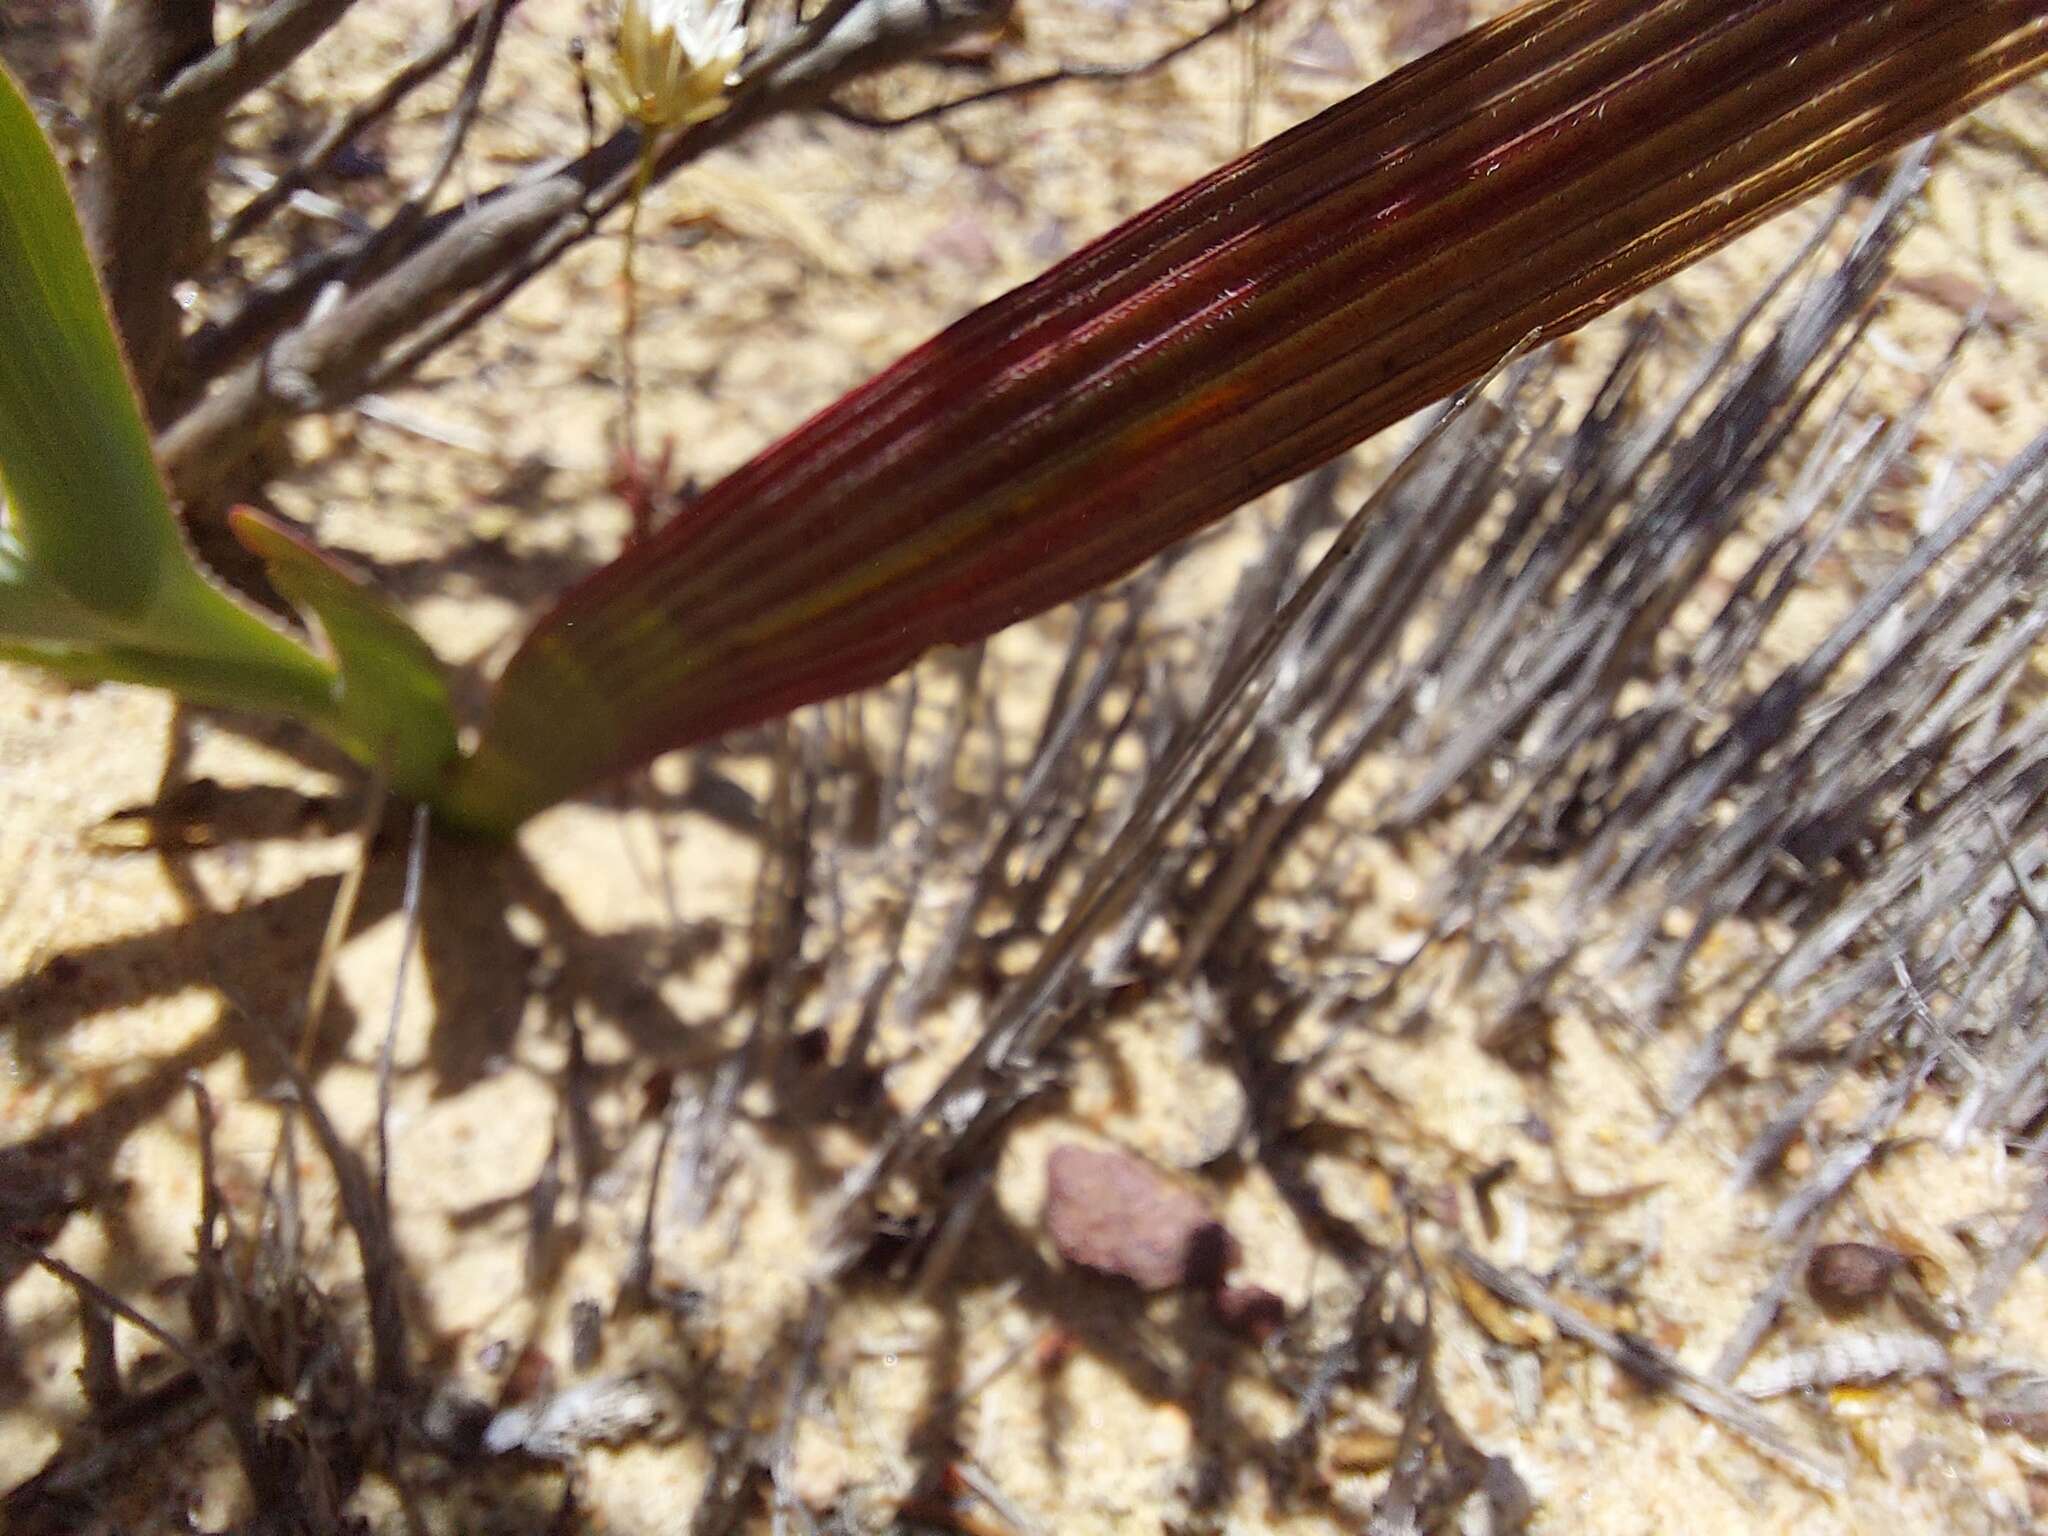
left=0, top=636, right=334, bottom=723
left=0, top=62, right=171, bottom=615
left=0, top=62, right=457, bottom=795
left=446, top=0, right=2048, bottom=834
left=0, top=60, right=341, bottom=710
left=230, top=508, right=459, bottom=800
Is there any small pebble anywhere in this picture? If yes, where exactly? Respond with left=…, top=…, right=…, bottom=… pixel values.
left=1806, top=1242, right=1901, bottom=1314
left=1044, top=1143, right=1236, bottom=1292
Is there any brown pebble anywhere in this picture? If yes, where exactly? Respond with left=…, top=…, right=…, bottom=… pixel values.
left=1806, top=1242, right=1902, bottom=1314
left=1212, top=1284, right=1287, bottom=1343
left=1044, top=1143, right=1237, bottom=1292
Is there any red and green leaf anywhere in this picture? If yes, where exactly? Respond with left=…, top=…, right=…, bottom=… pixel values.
left=445, top=0, right=2047, bottom=832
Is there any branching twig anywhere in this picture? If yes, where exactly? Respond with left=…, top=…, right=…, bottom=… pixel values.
left=1450, top=1246, right=1844, bottom=1492
left=150, top=0, right=366, bottom=124
left=375, top=805, right=431, bottom=1226
left=3, top=1238, right=283, bottom=1505
left=209, top=2, right=492, bottom=253
left=265, top=1045, right=412, bottom=1401
left=159, top=0, right=1017, bottom=499
left=824, top=0, right=1277, bottom=129
left=391, top=0, right=520, bottom=227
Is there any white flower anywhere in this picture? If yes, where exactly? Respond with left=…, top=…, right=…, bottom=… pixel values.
left=614, top=0, right=746, bottom=131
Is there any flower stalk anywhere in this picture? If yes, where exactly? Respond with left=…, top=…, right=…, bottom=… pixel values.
left=609, top=0, right=748, bottom=473
left=620, top=139, right=658, bottom=476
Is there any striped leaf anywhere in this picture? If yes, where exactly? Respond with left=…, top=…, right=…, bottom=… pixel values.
left=456, top=0, right=2045, bottom=830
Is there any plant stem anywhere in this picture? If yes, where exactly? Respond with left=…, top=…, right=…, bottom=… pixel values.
left=620, top=131, right=658, bottom=486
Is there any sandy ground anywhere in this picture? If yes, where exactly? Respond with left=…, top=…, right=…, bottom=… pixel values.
left=4, top=1, right=2048, bottom=1531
